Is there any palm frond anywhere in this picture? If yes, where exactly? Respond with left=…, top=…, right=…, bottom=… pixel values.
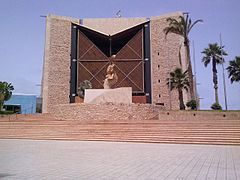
left=202, top=43, right=228, bottom=67
left=187, top=18, right=192, bottom=34
left=188, top=19, right=203, bottom=34
left=178, top=44, right=182, bottom=67
left=166, top=68, right=190, bottom=92
left=202, top=57, right=211, bottom=67
left=227, top=56, right=240, bottom=83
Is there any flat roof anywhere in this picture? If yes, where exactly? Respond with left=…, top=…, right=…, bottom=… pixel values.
left=13, top=93, right=37, bottom=96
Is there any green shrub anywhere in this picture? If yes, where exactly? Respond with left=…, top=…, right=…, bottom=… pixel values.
left=211, top=103, right=222, bottom=110
left=0, top=81, right=14, bottom=111
left=0, top=110, right=14, bottom=115
left=36, top=107, right=42, bottom=113
left=78, top=80, right=92, bottom=98
left=186, top=100, right=197, bottom=110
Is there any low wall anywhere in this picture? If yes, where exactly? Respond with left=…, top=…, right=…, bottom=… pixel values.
left=52, top=103, right=166, bottom=121
left=158, top=110, right=240, bottom=120
left=51, top=103, right=240, bottom=121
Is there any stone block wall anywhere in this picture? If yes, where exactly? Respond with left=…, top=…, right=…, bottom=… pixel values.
left=51, top=103, right=240, bottom=122
left=150, top=12, right=190, bottom=110
left=42, top=15, right=78, bottom=113
left=52, top=103, right=166, bottom=121
left=158, top=110, right=240, bottom=121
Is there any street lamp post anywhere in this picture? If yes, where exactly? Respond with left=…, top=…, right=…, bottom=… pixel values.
left=192, top=40, right=199, bottom=109
left=167, top=42, right=172, bottom=110
left=219, top=33, right=228, bottom=110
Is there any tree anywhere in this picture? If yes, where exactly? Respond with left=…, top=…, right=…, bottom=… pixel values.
left=186, top=99, right=197, bottom=110
left=201, top=43, right=227, bottom=107
left=164, top=14, right=203, bottom=99
left=0, top=81, right=14, bottom=111
left=227, top=56, right=240, bottom=83
left=167, top=68, right=190, bottom=110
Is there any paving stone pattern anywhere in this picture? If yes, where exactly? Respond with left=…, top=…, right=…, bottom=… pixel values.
left=0, top=139, right=239, bottom=180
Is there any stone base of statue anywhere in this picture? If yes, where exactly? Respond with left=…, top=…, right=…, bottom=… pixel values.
left=84, top=87, right=132, bottom=104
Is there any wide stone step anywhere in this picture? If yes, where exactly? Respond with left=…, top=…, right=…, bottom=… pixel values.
left=1, top=131, right=239, bottom=137
left=2, top=132, right=240, bottom=140
left=1, top=118, right=240, bottom=122
left=0, top=125, right=239, bottom=131
left=1, top=128, right=240, bottom=134
left=1, top=136, right=240, bottom=145
left=1, top=112, right=239, bottom=145
left=1, top=130, right=239, bottom=139
left=1, top=122, right=240, bottom=127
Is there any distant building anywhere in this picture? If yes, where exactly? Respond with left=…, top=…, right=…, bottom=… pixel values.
left=4, top=94, right=37, bottom=114
left=42, top=12, right=194, bottom=113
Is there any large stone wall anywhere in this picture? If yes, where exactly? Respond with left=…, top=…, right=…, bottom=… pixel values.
left=52, top=103, right=166, bottom=121
left=51, top=103, right=240, bottom=121
left=158, top=110, right=240, bottom=120
left=42, top=15, right=78, bottom=113
left=150, top=12, right=190, bottom=110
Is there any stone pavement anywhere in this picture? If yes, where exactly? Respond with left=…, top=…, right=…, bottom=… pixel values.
left=0, top=139, right=239, bottom=180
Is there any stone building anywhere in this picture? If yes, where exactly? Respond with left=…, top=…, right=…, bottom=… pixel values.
left=42, top=12, right=193, bottom=113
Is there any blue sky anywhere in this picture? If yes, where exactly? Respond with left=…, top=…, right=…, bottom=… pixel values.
left=0, top=0, right=239, bottom=109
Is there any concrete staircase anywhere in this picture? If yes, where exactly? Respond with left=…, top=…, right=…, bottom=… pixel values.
left=0, top=113, right=239, bottom=145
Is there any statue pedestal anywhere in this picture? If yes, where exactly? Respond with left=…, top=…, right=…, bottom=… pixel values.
left=84, top=87, right=132, bottom=104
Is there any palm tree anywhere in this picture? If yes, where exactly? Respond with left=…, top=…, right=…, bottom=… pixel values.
left=0, top=81, right=14, bottom=111
left=164, top=14, right=203, bottom=99
left=201, top=43, right=227, bottom=105
left=167, top=68, right=190, bottom=110
left=227, top=56, right=240, bottom=83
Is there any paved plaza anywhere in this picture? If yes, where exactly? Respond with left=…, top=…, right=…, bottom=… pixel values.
left=0, top=139, right=239, bottom=180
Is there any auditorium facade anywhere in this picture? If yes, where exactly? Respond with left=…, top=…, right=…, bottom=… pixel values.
left=42, top=12, right=193, bottom=113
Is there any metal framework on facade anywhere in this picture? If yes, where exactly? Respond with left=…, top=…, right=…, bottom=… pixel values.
left=70, top=22, right=152, bottom=103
